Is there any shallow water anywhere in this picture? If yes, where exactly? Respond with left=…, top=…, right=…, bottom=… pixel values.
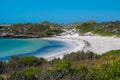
left=0, top=38, right=69, bottom=60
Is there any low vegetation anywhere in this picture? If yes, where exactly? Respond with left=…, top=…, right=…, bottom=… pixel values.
left=102, top=50, right=120, bottom=57
left=0, top=49, right=120, bottom=80
left=76, top=21, right=120, bottom=36
left=0, top=22, right=63, bottom=37
left=1, top=21, right=120, bottom=37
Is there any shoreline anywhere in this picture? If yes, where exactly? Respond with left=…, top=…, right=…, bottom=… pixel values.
left=40, top=36, right=89, bottom=60
left=40, top=35, right=120, bottom=60
left=41, top=37, right=85, bottom=60
left=1, top=35, right=120, bottom=61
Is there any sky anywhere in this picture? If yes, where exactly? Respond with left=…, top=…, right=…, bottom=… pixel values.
left=0, top=0, right=120, bottom=24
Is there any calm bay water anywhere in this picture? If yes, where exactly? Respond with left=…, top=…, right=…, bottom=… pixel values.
left=0, top=39, right=68, bottom=60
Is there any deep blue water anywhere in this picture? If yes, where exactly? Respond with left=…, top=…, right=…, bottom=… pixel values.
left=0, top=39, right=68, bottom=61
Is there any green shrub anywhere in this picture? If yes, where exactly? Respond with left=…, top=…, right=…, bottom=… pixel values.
left=22, top=67, right=41, bottom=80
left=91, top=57, right=120, bottom=80
left=0, top=76, right=5, bottom=80
left=55, top=60, right=71, bottom=71
left=102, top=50, right=120, bottom=57
left=9, top=72, right=31, bottom=80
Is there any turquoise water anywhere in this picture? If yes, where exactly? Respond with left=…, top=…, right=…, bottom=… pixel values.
left=0, top=39, right=68, bottom=60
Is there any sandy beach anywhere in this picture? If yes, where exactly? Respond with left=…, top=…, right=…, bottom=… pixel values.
left=41, top=35, right=120, bottom=60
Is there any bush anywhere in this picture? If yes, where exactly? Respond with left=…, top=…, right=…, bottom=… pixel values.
left=63, top=51, right=99, bottom=62
left=102, top=50, right=120, bottom=57
left=76, top=21, right=116, bottom=36
left=55, top=60, right=71, bottom=71
left=8, top=56, right=46, bottom=71
left=0, top=76, right=5, bottom=80
left=0, top=62, right=6, bottom=74
left=90, top=57, right=120, bottom=80
left=22, top=67, right=41, bottom=80
left=9, top=72, right=31, bottom=80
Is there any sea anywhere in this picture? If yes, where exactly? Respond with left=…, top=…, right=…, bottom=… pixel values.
left=0, top=38, right=69, bottom=61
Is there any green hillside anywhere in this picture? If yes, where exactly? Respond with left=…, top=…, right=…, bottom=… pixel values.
left=0, top=22, right=63, bottom=38
left=76, top=21, right=120, bottom=36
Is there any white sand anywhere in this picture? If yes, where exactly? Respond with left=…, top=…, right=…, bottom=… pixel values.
left=38, top=37, right=85, bottom=60
left=37, top=34, right=120, bottom=60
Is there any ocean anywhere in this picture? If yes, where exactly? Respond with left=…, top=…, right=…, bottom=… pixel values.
left=0, top=38, right=68, bottom=61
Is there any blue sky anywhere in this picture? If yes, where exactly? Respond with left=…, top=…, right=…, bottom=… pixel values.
left=0, top=0, right=120, bottom=24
